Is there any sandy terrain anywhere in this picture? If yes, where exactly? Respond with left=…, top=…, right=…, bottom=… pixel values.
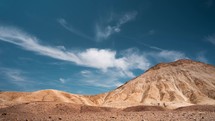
left=0, top=102, right=215, bottom=121
left=1, top=111, right=215, bottom=121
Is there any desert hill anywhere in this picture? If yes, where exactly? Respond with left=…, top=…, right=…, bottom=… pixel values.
left=0, top=90, right=95, bottom=108
left=1, top=59, right=215, bottom=109
left=91, top=59, right=215, bottom=108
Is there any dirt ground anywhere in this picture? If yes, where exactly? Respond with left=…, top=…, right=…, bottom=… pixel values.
left=1, top=111, right=215, bottom=121
left=0, top=102, right=215, bottom=121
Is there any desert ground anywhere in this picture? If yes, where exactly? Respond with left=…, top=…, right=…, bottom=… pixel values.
left=0, top=102, right=215, bottom=121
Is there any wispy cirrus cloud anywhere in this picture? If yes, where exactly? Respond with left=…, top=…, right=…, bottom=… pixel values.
left=0, top=26, right=80, bottom=63
left=0, top=68, right=27, bottom=82
left=0, top=26, right=188, bottom=88
left=58, top=12, right=137, bottom=42
left=0, top=26, right=149, bottom=78
left=79, top=69, right=124, bottom=88
left=57, top=18, right=93, bottom=40
left=196, top=51, right=208, bottom=63
left=0, top=68, right=35, bottom=90
left=95, top=11, right=137, bottom=41
left=136, top=41, right=187, bottom=61
left=59, top=78, right=66, bottom=84
left=155, top=50, right=187, bottom=61
left=206, top=34, right=215, bottom=45
left=137, top=41, right=164, bottom=51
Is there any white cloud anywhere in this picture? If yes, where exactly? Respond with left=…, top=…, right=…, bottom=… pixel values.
left=196, top=51, right=208, bottom=63
left=0, top=26, right=149, bottom=77
left=57, top=18, right=92, bottom=40
left=156, top=50, right=187, bottom=61
left=79, top=69, right=124, bottom=88
left=206, top=34, right=215, bottom=45
left=77, top=48, right=151, bottom=77
left=79, top=49, right=162, bottom=88
left=0, top=68, right=27, bottom=82
left=78, top=48, right=116, bottom=70
left=137, top=41, right=164, bottom=51
left=95, top=11, right=137, bottom=41
left=95, top=25, right=116, bottom=41
left=0, top=26, right=81, bottom=63
left=59, top=78, right=66, bottom=84
left=118, top=11, right=138, bottom=25
left=0, top=26, right=188, bottom=88
left=80, top=70, right=92, bottom=75
left=76, top=49, right=187, bottom=89
left=120, top=48, right=150, bottom=77
left=0, top=26, right=75, bottom=62
left=56, top=45, right=66, bottom=51
left=0, top=68, right=35, bottom=91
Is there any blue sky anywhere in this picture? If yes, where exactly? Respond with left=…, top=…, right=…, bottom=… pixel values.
left=0, top=0, right=215, bottom=94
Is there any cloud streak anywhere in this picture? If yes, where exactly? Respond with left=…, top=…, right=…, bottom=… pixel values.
left=95, top=11, right=137, bottom=41
left=79, top=69, right=124, bottom=88
left=59, top=78, right=66, bottom=84
left=0, top=68, right=27, bottom=82
left=137, top=41, right=164, bottom=51
left=57, top=18, right=93, bottom=40
left=206, top=34, right=215, bottom=45
left=196, top=51, right=208, bottom=63
left=0, top=26, right=81, bottom=63
left=156, top=50, right=187, bottom=61
left=0, top=26, right=187, bottom=88
left=0, top=26, right=149, bottom=78
left=0, top=68, right=36, bottom=91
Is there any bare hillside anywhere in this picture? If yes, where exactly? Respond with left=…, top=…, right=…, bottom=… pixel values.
left=1, top=59, right=215, bottom=109
left=93, top=59, right=215, bottom=108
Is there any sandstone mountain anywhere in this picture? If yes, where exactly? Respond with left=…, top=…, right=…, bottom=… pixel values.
left=90, top=59, right=215, bottom=109
left=1, top=59, right=215, bottom=109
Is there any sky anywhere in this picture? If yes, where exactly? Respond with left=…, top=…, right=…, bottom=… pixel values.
left=0, top=0, right=215, bottom=94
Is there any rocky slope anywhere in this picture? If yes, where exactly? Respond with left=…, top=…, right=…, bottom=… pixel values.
left=91, top=59, right=215, bottom=108
left=1, top=59, right=215, bottom=109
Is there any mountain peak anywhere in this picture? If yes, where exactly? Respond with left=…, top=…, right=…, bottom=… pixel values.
left=97, top=59, right=215, bottom=108
left=170, top=59, right=201, bottom=65
left=174, top=59, right=195, bottom=63
left=149, top=59, right=201, bottom=71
